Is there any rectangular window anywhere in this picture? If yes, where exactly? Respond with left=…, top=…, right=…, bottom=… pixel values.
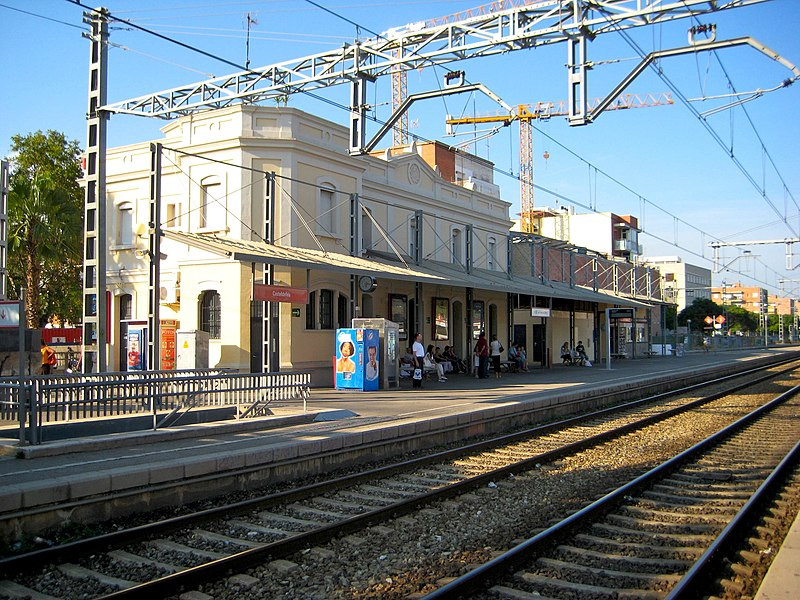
left=306, top=291, right=316, bottom=329
left=319, top=289, right=334, bottom=329
left=487, top=239, right=496, bottom=271
left=409, top=219, right=417, bottom=259
left=166, top=203, right=181, bottom=228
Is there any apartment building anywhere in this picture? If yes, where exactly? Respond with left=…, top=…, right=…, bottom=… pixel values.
left=642, top=257, right=711, bottom=313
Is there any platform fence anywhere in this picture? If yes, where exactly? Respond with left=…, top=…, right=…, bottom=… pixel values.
left=0, top=369, right=310, bottom=445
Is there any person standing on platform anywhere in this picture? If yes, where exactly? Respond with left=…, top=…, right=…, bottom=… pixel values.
left=474, top=331, right=490, bottom=379
left=412, top=332, right=425, bottom=388
left=40, top=340, right=57, bottom=375
left=489, top=334, right=504, bottom=378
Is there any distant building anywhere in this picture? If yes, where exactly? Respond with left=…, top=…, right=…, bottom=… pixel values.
left=711, top=282, right=767, bottom=313
left=769, top=295, right=795, bottom=316
left=519, top=207, right=642, bottom=262
left=642, top=257, right=711, bottom=313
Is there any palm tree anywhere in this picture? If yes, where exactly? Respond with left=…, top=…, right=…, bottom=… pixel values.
left=8, top=174, right=82, bottom=328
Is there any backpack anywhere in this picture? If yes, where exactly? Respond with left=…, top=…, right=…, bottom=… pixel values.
left=46, top=348, right=57, bottom=366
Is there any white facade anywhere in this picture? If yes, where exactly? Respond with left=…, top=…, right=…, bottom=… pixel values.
left=530, top=208, right=641, bottom=261
left=104, top=105, right=514, bottom=383
left=643, top=256, right=711, bottom=313
left=102, top=105, right=664, bottom=384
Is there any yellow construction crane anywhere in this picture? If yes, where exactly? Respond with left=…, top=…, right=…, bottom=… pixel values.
left=446, top=93, right=674, bottom=233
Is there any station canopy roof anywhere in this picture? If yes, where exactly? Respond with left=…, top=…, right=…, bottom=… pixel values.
left=164, top=231, right=654, bottom=309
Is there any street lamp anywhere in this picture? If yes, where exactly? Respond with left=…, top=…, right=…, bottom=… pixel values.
left=687, top=318, right=691, bottom=350
left=721, top=280, right=727, bottom=335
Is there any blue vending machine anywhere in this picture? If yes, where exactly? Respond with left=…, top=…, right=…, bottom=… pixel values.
left=335, top=328, right=379, bottom=391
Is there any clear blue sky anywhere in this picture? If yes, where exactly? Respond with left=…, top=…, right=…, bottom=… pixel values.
left=2, top=0, right=799, bottom=298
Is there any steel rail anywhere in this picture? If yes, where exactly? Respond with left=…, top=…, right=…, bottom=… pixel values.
left=92, top=366, right=800, bottom=598
left=0, top=356, right=796, bottom=582
left=423, top=384, right=800, bottom=599
left=667, top=439, right=800, bottom=599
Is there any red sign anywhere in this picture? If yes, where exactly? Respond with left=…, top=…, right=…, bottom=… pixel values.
left=160, top=319, right=178, bottom=370
left=254, top=284, right=309, bottom=304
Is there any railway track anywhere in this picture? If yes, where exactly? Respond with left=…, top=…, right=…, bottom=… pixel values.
left=0, top=362, right=797, bottom=599
left=2, top=353, right=794, bottom=548
left=426, top=386, right=800, bottom=600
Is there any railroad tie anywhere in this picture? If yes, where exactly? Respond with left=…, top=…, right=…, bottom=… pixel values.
left=57, top=563, right=138, bottom=590
left=0, top=580, right=60, bottom=600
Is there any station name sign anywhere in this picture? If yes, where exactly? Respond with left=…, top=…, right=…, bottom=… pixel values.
left=253, top=284, right=309, bottom=304
left=608, top=308, right=635, bottom=319
left=530, top=308, right=551, bottom=318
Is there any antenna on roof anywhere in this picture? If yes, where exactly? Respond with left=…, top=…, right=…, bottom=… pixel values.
left=245, top=13, right=258, bottom=70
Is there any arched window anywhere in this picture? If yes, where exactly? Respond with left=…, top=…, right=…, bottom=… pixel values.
left=318, top=184, right=337, bottom=235
left=119, top=294, right=133, bottom=321
left=488, top=303, right=499, bottom=339
left=451, top=228, right=462, bottom=265
left=116, top=202, right=133, bottom=246
left=199, top=290, right=221, bottom=339
left=487, top=237, right=497, bottom=271
left=199, top=176, right=222, bottom=230
left=337, top=293, right=349, bottom=329
left=319, top=289, right=334, bottom=329
left=361, top=208, right=373, bottom=254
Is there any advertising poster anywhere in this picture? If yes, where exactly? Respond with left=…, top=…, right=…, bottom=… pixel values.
left=127, top=325, right=146, bottom=371
left=335, top=328, right=363, bottom=390
left=160, top=320, right=178, bottom=370
left=362, top=328, right=379, bottom=391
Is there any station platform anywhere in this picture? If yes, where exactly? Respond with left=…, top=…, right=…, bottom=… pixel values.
left=0, top=347, right=796, bottom=553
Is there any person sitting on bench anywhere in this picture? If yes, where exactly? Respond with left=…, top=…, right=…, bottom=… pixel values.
left=425, top=344, right=447, bottom=382
left=574, top=340, right=588, bottom=365
left=509, top=343, right=528, bottom=372
left=560, top=342, right=573, bottom=365
left=434, top=346, right=453, bottom=374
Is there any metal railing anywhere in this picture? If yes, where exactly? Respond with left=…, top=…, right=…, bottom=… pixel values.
left=1, top=369, right=310, bottom=445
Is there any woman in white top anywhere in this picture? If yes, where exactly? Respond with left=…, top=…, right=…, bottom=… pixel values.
left=412, top=333, right=425, bottom=388
left=489, top=334, right=504, bottom=379
left=425, top=344, right=447, bottom=382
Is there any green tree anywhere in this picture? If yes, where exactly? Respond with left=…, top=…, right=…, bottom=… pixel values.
left=767, top=313, right=791, bottom=336
left=725, top=305, right=759, bottom=334
left=6, top=131, right=83, bottom=327
left=677, top=298, right=721, bottom=333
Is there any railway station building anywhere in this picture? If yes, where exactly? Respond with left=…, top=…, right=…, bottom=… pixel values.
left=102, top=104, right=665, bottom=385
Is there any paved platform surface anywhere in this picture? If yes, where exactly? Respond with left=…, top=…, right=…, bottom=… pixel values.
left=754, top=507, right=800, bottom=599
left=0, top=348, right=791, bottom=482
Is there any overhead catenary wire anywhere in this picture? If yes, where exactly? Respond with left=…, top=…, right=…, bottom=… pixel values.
left=606, top=16, right=798, bottom=238
left=68, top=1, right=792, bottom=294
left=1, top=2, right=87, bottom=30
left=681, top=2, right=799, bottom=215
